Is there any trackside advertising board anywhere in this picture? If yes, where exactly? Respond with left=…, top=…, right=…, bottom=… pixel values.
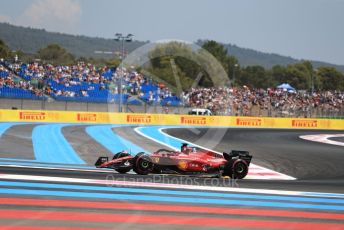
left=0, top=109, right=343, bottom=130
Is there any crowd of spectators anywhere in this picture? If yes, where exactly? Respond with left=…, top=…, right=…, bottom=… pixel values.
left=182, top=86, right=344, bottom=117
left=181, top=87, right=232, bottom=115
left=10, top=62, right=122, bottom=97
left=1, top=61, right=180, bottom=104
left=1, top=60, right=343, bottom=117
left=0, top=64, right=43, bottom=98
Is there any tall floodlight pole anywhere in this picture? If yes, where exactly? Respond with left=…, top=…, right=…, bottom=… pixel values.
left=232, top=63, right=238, bottom=86
left=311, top=68, right=317, bottom=95
left=114, top=33, right=133, bottom=112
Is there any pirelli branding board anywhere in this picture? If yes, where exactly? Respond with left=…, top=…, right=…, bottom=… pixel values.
left=0, top=109, right=342, bottom=129
left=127, top=114, right=152, bottom=124
left=292, top=119, right=318, bottom=128
left=77, top=113, right=97, bottom=122
left=236, top=118, right=262, bottom=127
left=19, top=111, right=46, bottom=121
left=181, top=117, right=207, bottom=125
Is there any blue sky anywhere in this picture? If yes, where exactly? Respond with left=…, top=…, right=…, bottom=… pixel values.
left=1, top=0, right=343, bottom=65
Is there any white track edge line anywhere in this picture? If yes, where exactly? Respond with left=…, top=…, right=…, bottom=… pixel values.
left=0, top=173, right=343, bottom=198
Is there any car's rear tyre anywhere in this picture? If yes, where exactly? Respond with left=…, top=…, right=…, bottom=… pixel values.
left=113, top=152, right=131, bottom=174
left=222, top=159, right=248, bottom=179
left=231, top=160, right=248, bottom=179
left=133, top=152, right=153, bottom=175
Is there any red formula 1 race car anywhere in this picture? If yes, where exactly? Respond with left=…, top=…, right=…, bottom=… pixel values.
left=95, top=143, right=252, bottom=179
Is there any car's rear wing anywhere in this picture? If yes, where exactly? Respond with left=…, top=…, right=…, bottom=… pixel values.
left=95, top=157, right=109, bottom=167
left=223, top=150, right=252, bottom=165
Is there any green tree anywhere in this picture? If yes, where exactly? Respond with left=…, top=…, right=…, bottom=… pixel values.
left=284, top=62, right=311, bottom=90
left=238, top=65, right=269, bottom=88
left=227, top=56, right=240, bottom=86
left=0, top=39, right=12, bottom=59
left=146, top=41, right=209, bottom=91
left=37, top=44, right=75, bottom=65
left=105, top=58, right=120, bottom=68
left=317, top=67, right=344, bottom=90
left=201, top=40, right=229, bottom=70
left=271, top=65, right=287, bottom=86
left=202, top=40, right=242, bottom=86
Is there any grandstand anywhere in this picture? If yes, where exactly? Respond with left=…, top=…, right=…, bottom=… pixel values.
left=1, top=63, right=46, bottom=100
left=0, top=60, right=182, bottom=107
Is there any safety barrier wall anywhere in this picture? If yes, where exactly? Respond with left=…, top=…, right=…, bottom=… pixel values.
left=0, top=109, right=343, bottom=130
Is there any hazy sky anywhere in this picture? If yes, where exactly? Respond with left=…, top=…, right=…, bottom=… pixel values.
left=1, top=0, right=343, bottom=65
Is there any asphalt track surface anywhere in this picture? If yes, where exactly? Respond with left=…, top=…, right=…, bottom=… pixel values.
left=0, top=124, right=35, bottom=159
left=0, top=123, right=343, bottom=229
left=165, top=128, right=344, bottom=180
left=330, top=137, right=344, bottom=142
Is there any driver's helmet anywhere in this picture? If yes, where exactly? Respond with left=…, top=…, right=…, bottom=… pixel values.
left=181, top=143, right=188, bottom=153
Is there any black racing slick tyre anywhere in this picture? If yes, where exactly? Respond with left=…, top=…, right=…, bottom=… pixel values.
left=113, top=152, right=132, bottom=174
left=231, top=160, right=248, bottom=179
left=222, top=159, right=248, bottom=179
left=133, top=152, right=153, bottom=175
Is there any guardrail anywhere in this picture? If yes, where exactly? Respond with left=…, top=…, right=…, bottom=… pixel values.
left=0, top=98, right=189, bottom=114
left=1, top=98, right=343, bottom=119
left=1, top=109, right=343, bottom=130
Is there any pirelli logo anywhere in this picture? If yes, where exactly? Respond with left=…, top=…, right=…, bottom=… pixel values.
left=127, top=115, right=152, bottom=123
left=292, top=120, right=317, bottom=128
left=236, top=118, right=262, bottom=126
left=19, top=112, right=46, bottom=120
left=77, top=113, right=97, bottom=122
left=181, top=117, right=207, bottom=125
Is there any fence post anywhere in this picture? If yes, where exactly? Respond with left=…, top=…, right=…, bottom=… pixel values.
left=268, top=106, right=272, bottom=117
left=41, top=98, right=45, bottom=110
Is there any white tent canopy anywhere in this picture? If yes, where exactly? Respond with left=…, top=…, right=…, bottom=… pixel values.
left=277, top=83, right=296, bottom=92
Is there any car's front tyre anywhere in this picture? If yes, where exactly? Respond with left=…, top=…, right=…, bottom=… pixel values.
left=113, top=152, right=132, bottom=174
left=133, top=152, right=154, bottom=175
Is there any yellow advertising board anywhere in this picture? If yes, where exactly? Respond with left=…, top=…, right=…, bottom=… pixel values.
left=0, top=109, right=343, bottom=130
